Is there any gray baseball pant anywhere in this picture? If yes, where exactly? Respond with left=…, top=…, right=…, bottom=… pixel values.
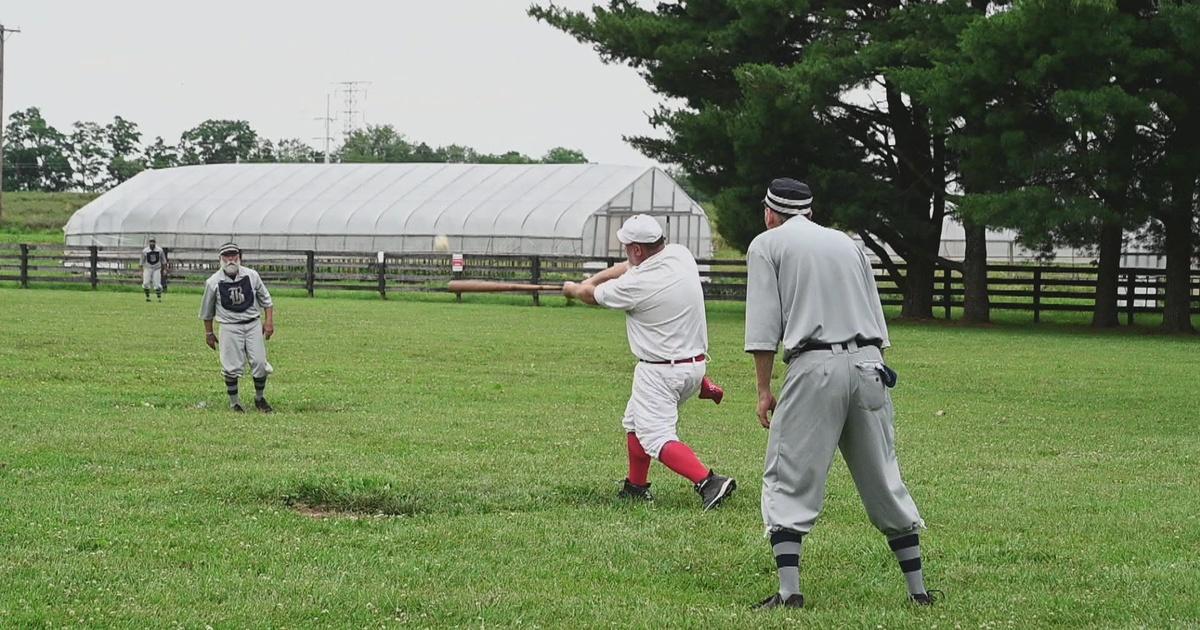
left=219, top=320, right=269, bottom=379
left=762, top=341, right=923, bottom=537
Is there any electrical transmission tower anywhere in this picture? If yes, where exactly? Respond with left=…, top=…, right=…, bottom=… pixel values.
left=334, top=81, right=370, bottom=138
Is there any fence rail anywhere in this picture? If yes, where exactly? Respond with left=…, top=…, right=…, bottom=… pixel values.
left=1, top=244, right=1197, bottom=321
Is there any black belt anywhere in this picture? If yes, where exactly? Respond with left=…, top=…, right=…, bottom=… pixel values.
left=226, top=318, right=259, bottom=325
left=784, top=339, right=881, bottom=363
left=639, top=353, right=707, bottom=365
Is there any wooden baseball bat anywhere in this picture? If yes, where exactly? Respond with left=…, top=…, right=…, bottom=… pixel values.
left=448, top=279, right=564, bottom=293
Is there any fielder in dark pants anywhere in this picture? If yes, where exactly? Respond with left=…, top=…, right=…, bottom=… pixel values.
left=744, top=178, right=935, bottom=609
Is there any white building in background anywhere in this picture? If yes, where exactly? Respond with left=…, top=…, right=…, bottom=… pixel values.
left=63, top=163, right=714, bottom=258
left=855, top=216, right=1168, bottom=269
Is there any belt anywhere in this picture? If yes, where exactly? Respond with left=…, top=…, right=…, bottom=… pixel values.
left=225, top=318, right=260, bottom=325
left=784, top=339, right=881, bottom=363
left=639, top=353, right=707, bottom=365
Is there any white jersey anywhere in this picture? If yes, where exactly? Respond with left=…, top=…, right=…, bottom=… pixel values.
left=199, top=266, right=273, bottom=324
left=141, top=246, right=165, bottom=270
left=593, top=243, right=709, bottom=363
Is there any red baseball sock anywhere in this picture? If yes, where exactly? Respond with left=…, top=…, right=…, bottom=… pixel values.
left=658, top=441, right=710, bottom=484
left=626, top=432, right=651, bottom=486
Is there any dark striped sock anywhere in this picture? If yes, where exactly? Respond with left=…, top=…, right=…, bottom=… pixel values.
left=770, top=529, right=803, bottom=597
left=888, top=533, right=927, bottom=596
left=253, top=376, right=267, bottom=401
left=225, top=376, right=240, bottom=406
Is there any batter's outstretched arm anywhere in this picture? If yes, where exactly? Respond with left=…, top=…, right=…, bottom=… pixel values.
left=582, top=261, right=630, bottom=287
left=561, top=281, right=598, bottom=305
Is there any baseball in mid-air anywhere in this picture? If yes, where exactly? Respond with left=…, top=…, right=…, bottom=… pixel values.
left=434, top=235, right=451, bottom=252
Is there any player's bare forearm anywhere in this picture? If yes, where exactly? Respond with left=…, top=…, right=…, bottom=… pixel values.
left=752, top=351, right=776, bottom=395
left=203, top=320, right=217, bottom=349
left=582, top=261, right=630, bottom=287
left=561, top=281, right=598, bottom=305
left=263, top=307, right=275, bottom=339
left=752, top=351, right=778, bottom=428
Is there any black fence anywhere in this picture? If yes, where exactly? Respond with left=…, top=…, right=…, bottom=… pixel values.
left=1, top=244, right=1197, bottom=322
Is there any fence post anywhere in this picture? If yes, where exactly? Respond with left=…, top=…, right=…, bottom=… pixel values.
left=305, top=251, right=315, bottom=297
left=89, top=246, right=99, bottom=290
left=1032, top=268, right=1042, bottom=323
left=161, top=246, right=169, bottom=293
left=942, top=263, right=952, bottom=320
left=531, top=255, right=541, bottom=306
left=1125, top=271, right=1135, bottom=326
left=19, top=244, right=29, bottom=288
left=377, top=252, right=387, bottom=299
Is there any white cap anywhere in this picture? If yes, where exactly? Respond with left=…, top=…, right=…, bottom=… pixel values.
left=616, top=214, right=664, bottom=245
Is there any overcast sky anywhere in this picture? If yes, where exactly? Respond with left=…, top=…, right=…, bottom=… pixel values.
left=1, top=1, right=665, bottom=165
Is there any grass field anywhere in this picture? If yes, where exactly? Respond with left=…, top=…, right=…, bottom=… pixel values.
left=1, top=288, right=1198, bottom=627
left=0, top=192, right=97, bottom=244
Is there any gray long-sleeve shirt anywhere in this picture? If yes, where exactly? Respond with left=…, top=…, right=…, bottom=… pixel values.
left=199, top=267, right=273, bottom=324
left=744, top=215, right=889, bottom=358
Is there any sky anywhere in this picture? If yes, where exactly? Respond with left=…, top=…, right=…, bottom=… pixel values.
left=1, top=0, right=665, bottom=165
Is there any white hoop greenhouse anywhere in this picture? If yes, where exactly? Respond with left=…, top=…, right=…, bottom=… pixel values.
left=64, top=163, right=714, bottom=257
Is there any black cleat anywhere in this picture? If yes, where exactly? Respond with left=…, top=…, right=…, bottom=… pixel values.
left=753, top=592, right=804, bottom=610
left=911, top=589, right=943, bottom=606
left=230, top=403, right=246, bottom=413
left=617, top=479, right=654, bottom=501
left=695, top=471, right=736, bottom=511
left=254, top=398, right=274, bottom=413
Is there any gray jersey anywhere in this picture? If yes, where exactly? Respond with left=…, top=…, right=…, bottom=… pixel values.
left=141, top=246, right=165, bottom=270
left=744, top=215, right=889, bottom=357
left=199, top=266, right=273, bottom=324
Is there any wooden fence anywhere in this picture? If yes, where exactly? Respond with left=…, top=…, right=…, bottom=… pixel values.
left=1, top=244, right=1197, bottom=322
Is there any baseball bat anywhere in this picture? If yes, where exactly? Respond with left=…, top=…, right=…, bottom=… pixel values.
left=448, top=280, right=564, bottom=293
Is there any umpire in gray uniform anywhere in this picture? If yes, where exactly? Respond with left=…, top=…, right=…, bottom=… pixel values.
left=744, top=178, right=934, bottom=609
left=200, top=242, right=275, bottom=413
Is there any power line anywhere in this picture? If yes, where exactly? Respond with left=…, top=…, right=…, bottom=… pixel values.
left=312, top=93, right=336, bottom=164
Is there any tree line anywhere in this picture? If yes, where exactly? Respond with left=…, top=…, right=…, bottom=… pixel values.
left=0, top=107, right=588, bottom=193
left=532, top=0, right=1199, bottom=333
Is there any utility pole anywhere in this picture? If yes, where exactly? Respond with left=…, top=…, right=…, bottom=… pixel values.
left=313, top=93, right=335, bottom=163
left=0, top=24, right=21, bottom=222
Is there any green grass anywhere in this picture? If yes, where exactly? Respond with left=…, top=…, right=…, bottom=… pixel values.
left=1, top=289, right=1198, bottom=627
left=0, top=191, right=96, bottom=243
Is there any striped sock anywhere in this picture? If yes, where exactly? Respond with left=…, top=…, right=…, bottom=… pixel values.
left=889, top=533, right=926, bottom=596
left=253, top=376, right=267, bottom=401
left=225, top=376, right=240, bottom=406
left=771, top=529, right=803, bottom=597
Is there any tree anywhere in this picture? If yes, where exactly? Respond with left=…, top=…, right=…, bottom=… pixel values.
left=105, top=115, right=145, bottom=185
left=272, top=138, right=319, bottom=163
left=177, top=119, right=259, bottom=165
left=2, top=107, right=74, bottom=192
left=339, top=125, right=416, bottom=162
left=144, top=136, right=177, bottom=170
left=69, top=121, right=110, bottom=191
left=532, top=1, right=973, bottom=318
left=541, top=146, right=588, bottom=163
left=905, top=0, right=1156, bottom=327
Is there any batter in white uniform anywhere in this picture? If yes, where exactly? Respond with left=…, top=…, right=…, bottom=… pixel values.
left=562, top=214, right=736, bottom=510
left=199, top=242, right=276, bottom=413
left=745, top=178, right=933, bottom=609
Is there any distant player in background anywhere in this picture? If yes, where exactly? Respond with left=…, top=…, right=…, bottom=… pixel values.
left=562, top=214, right=736, bottom=510
left=199, top=242, right=276, bottom=413
left=140, top=237, right=167, bottom=302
